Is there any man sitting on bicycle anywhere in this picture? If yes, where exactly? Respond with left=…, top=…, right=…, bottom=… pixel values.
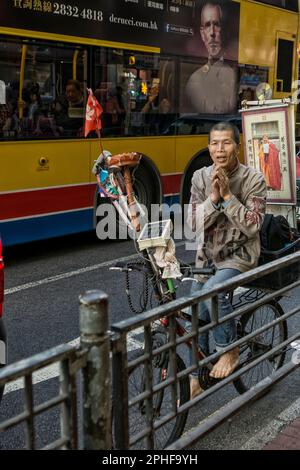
left=187, top=121, right=267, bottom=397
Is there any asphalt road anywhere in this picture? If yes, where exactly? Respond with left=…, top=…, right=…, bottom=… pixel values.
left=1, top=232, right=300, bottom=450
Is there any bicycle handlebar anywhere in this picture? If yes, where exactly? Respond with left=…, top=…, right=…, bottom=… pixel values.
left=109, top=261, right=132, bottom=272
left=109, top=261, right=148, bottom=273
left=192, top=267, right=216, bottom=276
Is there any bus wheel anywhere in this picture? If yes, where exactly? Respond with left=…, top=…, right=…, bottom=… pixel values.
left=181, top=152, right=213, bottom=207
left=95, top=163, right=160, bottom=239
left=132, top=164, right=160, bottom=214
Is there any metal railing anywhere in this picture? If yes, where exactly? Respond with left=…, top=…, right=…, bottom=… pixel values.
left=111, top=250, right=300, bottom=449
left=1, top=252, right=300, bottom=449
left=0, top=290, right=112, bottom=450
left=0, top=343, right=79, bottom=449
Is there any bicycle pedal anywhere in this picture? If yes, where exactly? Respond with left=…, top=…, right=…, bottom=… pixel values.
left=198, top=366, right=220, bottom=390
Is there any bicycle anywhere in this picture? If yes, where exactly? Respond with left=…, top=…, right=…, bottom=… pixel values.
left=111, top=258, right=288, bottom=448
left=94, top=151, right=288, bottom=449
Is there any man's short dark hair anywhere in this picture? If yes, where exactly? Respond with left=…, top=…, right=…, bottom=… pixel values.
left=209, top=121, right=240, bottom=144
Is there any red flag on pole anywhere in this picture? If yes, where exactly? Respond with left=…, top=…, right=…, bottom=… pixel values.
left=84, top=89, right=103, bottom=138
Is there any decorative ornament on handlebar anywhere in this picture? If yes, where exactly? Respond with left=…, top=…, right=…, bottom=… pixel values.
left=93, top=150, right=143, bottom=232
left=86, top=89, right=143, bottom=232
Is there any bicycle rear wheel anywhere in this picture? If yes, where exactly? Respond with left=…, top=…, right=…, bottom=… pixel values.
left=233, top=300, right=287, bottom=394
left=127, top=348, right=190, bottom=449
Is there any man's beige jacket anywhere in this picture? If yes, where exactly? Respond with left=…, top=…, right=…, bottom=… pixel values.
left=187, top=162, right=267, bottom=273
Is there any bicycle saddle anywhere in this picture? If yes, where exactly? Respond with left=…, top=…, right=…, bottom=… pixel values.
left=106, top=152, right=141, bottom=169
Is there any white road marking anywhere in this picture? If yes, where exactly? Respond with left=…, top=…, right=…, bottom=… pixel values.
left=4, top=241, right=186, bottom=296
left=4, top=328, right=144, bottom=396
left=4, top=254, right=140, bottom=296
left=240, top=396, right=300, bottom=449
left=234, top=287, right=248, bottom=295
left=0, top=340, right=6, bottom=365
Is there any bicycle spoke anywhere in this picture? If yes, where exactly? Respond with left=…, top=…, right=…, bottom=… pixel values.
left=234, top=301, right=287, bottom=394
left=125, top=351, right=189, bottom=449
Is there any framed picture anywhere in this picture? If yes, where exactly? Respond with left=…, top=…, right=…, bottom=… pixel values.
left=241, top=104, right=296, bottom=204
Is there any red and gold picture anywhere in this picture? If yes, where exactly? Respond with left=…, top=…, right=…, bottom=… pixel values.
left=241, top=104, right=296, bottom=204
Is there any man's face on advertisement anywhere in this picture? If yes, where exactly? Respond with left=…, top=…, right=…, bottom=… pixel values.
left=200, top=4, right=222, bottom=59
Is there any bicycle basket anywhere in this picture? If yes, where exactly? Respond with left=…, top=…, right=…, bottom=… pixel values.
left=247, top=235, right=300, bottom=290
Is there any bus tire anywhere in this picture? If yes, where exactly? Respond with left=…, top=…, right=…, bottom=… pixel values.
left=95, top=160, right=161, bottom=239
left=132, top=163, right=160, bottom=214
left=181, top=152, right=213, bottom=207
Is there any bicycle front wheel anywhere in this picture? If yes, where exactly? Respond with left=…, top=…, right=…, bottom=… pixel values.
left=233, top=300, right=287, bottom=394
left=127, top=349, right=190, bottom=449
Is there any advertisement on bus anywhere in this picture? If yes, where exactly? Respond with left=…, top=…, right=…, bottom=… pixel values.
left=1, top=1, right=240, bottom=57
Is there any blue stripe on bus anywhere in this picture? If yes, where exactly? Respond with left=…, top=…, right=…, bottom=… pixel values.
left=0, top=209, right=94, bottom=246
left=163, top=195, right=180, bottom=205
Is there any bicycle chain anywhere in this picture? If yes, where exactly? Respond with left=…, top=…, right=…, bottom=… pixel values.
left=125, top=260, right=174, bottom=313
left=125, top=261, right=149, bottom=314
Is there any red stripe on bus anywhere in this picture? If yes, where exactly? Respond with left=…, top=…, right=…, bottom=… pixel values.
left=1, top=174, right=183, bottom=221
left=0, top=185, right=95, bottom=220
left=161, top=174, right=182, bottom=195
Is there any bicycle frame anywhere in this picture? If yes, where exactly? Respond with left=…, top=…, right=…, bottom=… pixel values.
left=159, top=314, right=207, bottom=362
left=144, top=253, right=208, bottom=364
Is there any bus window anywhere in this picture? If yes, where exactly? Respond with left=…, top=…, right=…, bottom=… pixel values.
left=275, top=38, right=295, bottom=94
left=179, top=56, right=238, bottom=116
left=94, top=48, right=175, bottom=137
left=254, top=1, right=298, bottom=11
left=0, top=39, right=87, bottom=140
left=238, top=64, right=269, bottom=107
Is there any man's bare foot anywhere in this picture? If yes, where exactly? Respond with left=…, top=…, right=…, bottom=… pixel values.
left=209, top=347, right=239, bottom=379
left=190, top=376, right=203, bottom=399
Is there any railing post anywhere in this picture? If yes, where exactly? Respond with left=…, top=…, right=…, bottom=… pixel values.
left=79, top=290, right=112, bottom=450
left=112, top=333, right=130, bottom=449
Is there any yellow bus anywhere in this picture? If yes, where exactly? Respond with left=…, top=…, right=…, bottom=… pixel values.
left=0, top=0, right=299, bottom=245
